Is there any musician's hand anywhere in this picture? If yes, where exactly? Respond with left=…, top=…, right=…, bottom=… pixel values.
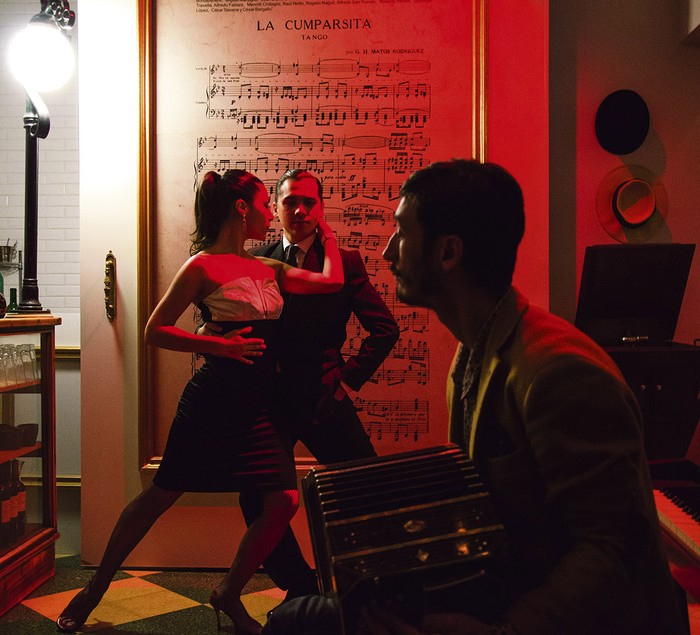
left=211, top=326, right=266, bottom=364
left=363, top=607, right=491, bottom=635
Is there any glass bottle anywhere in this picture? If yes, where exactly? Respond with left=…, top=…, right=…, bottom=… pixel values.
left=7, top=460, right=18, bottom=542
left=13, top=460, right=26, bottom=538
left=0, top=462, right=11, bottom=548
left=0, top=271, right=6, bottom=319
left=6, top=288, right=18, bottom=313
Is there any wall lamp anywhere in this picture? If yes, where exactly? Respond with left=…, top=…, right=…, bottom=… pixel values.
left=7, top=0, right=76, bottom=313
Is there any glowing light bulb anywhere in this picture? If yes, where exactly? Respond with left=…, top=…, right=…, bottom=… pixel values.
left=8, top=23, right=75, bottom=93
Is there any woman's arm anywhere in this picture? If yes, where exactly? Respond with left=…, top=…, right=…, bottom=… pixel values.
left=144, top=259, right=266, bottom=363
left=279, top=218, right=344, bottom=294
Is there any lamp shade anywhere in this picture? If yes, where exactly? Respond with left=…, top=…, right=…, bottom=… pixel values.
left=8, top=22, right=74, bottom=93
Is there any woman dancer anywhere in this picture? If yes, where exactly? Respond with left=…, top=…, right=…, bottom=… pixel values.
left=56, top=170, right=343, bottom=634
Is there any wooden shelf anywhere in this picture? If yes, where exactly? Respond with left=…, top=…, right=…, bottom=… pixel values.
left=0, top=443, right=41, bottom=465
left=0, top=315, right=60, bottom=328
left=0, top=379, right=41, bottom=394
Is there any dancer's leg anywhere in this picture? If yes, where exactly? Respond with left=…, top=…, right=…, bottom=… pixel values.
left=92, top=483, right=182, bottom=585
left=56, top=483, right=182, bottom=632
left=211, top=489, right=299, bottom=634
left=239, top=490, right=317, bottom=596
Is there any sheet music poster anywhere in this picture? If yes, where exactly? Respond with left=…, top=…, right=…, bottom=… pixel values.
left=151, top=0, right=474, bottom=459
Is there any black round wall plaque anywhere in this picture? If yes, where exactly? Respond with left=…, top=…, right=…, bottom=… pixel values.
left=595, top=89, right=650, bottom=155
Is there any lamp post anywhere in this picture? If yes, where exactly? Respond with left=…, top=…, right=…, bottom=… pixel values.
left=8, top=1, right=76, bottom=313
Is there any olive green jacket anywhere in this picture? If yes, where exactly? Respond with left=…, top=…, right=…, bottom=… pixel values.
left=447, top=288, right=685, bottom=635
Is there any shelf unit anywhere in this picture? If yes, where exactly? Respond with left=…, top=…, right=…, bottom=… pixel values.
left=0, top=314, right=60, bottom=616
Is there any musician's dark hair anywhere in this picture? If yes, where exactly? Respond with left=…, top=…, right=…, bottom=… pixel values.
left=399, top=159, right=525, bottom=293
left=275, top=169, right=323, bottom=201
left=191, top=170, right=263, bottom=255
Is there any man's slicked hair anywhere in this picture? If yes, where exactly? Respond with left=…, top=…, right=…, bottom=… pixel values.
left=275, top=169, right=323, bottom=201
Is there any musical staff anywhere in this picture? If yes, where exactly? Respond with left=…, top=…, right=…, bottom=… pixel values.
left=195, top=152, right=427, bottom=178
left=354, top=397, right=429, bottom=442
left=344, top=336, right=429, bottom=363
left=347, top=305, right=430, bottom=336
left=209, top=59, right=431, bottom=80
left=208, top=81, right=430, bottom=102
left=196, top=131, right=430, bottom=153
left=205, top=105, right=430, bottom=129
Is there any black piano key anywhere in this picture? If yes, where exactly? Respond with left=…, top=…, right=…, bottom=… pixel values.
left=660, top=486, right=700, bottom=523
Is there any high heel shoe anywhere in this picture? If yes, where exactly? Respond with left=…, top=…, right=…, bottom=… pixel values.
left=55, top=577, right=107, bottom=633
left=209, top=589, right=262, bottom=635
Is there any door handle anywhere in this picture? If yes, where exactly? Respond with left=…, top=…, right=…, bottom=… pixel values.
left=104, top=250, right=116, bottom=321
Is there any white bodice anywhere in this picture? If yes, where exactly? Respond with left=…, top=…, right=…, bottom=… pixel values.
left=202, top=277, right=283, bottom=321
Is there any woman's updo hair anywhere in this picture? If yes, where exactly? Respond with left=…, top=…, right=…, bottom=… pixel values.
left=190, top=169, right=264, bottom=255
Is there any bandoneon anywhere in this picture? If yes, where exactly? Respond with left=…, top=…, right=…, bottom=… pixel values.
left=303, top=444, right=508, bottom=634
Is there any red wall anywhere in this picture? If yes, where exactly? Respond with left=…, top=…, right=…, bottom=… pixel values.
left=488, top=0, right=550, bottom=309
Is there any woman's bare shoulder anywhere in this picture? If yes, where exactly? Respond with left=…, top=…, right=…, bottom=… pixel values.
left=255, top=255, right=283, bottom=271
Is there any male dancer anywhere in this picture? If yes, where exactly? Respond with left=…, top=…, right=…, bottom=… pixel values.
left=246, top=169, right=399, bottom=600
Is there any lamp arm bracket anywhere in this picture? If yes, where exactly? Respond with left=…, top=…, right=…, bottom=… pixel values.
left=24, top=88, right=50, bottom=139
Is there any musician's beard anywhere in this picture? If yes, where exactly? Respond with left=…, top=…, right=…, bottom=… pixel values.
left=394, top=265, right=443, bottom=309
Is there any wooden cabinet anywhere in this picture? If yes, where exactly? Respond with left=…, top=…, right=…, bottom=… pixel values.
left=606, top=345, right=700, bottom=461
left=0, top=315, right=60, bottom=616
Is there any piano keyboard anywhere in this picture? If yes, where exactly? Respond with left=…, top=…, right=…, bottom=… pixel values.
left=653, top=487, right=700, bottom=563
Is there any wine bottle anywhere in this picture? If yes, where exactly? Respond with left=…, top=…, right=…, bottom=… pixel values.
left=0, top=463, right=11, bottom=548
left=6, top=288, right=18, bottom=313
left=7, top=460, right=18, bottom=542
left=0, top=271, right=6, bottom=319
left=13, top=460, right=26, bottom=538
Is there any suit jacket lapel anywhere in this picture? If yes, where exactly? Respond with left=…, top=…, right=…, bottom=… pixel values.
left=302, top=236, right=324, bottom=273
left=468, top=288, right=528, bottom=457
left=270, top=242, right=285, bottom=262
left=275, top=237, right=322, bottom=306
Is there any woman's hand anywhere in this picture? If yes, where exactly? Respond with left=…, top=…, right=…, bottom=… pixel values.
left=209, top=326, right=266, bottom=364
left=316, top=217, right=336, bottom=244
left=278, top=218, right=344, bottom=294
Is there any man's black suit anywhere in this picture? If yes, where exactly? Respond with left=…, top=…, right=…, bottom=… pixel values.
left=242, top=235, right=399, bottom=594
